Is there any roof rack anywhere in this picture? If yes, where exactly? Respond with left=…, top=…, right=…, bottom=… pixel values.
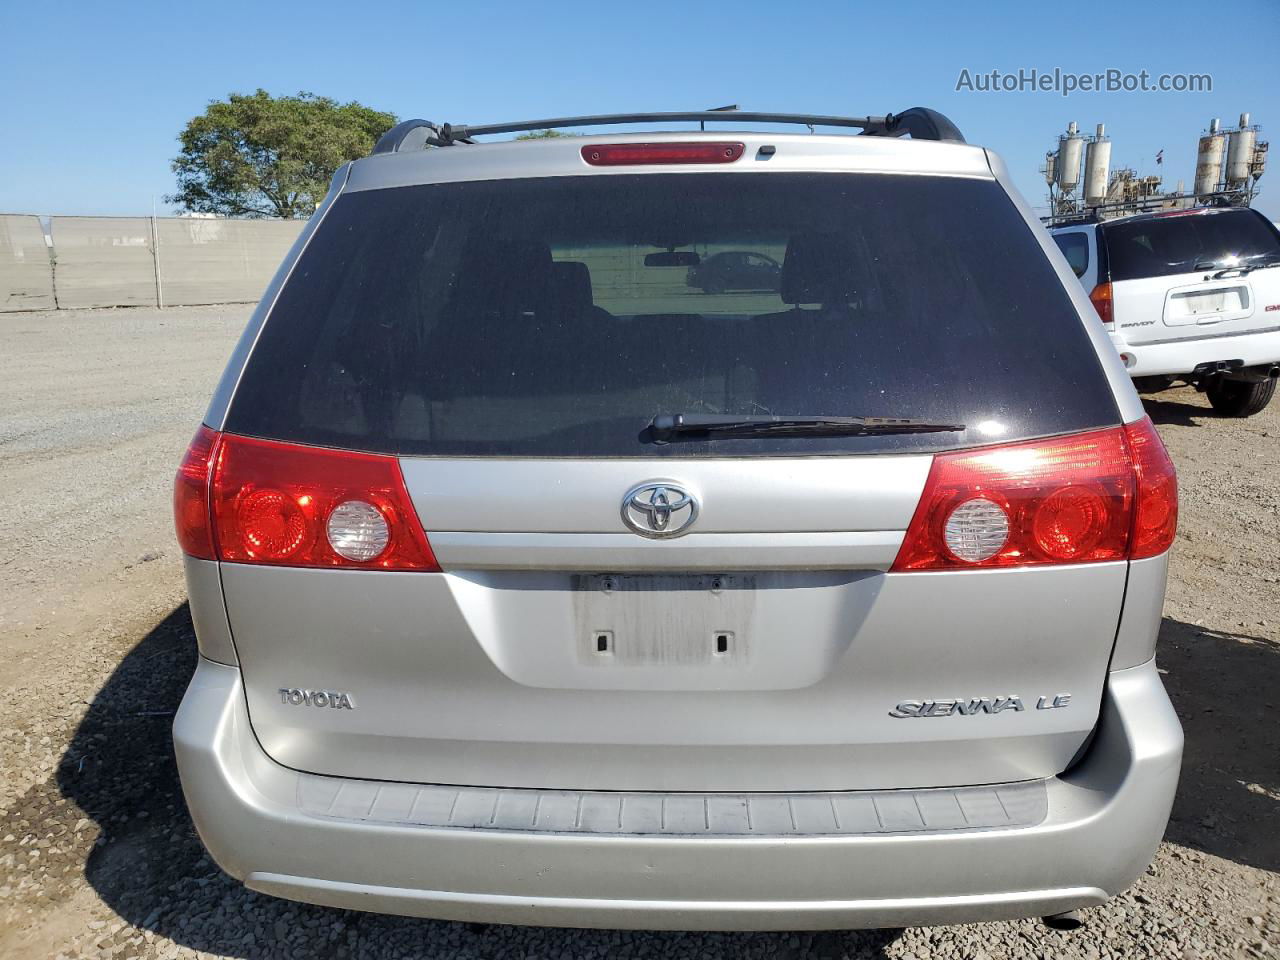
left=371, top=107, right=965, bottom=155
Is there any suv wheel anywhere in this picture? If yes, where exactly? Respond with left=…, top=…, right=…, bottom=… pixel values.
left=1206, top=376, right=1277, bottom=417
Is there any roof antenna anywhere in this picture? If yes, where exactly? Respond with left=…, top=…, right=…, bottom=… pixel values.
left=701, top=103, right=738, bottom=132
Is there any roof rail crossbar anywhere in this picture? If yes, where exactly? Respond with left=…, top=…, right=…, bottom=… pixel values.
left=371, top=108, right=965, bottom=154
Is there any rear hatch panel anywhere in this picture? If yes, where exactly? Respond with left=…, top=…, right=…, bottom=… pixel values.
left=225, top=556, right=1126, bottom=792
left=1106, top=208, right=1280, bottom=344
left=216, top=157, right=1130, bottom=793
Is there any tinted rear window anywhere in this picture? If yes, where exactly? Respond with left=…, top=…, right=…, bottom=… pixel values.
left=1103, top=208, right=1280, bottom=282
left=227, top=172, right=1117, bottom=457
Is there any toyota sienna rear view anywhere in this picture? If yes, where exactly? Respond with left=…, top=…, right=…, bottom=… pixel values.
left=171, top=108, right=1183, bottom=931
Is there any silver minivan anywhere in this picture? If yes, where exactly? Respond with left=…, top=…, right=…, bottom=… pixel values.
left=172, top=109, right=1183, bottom=931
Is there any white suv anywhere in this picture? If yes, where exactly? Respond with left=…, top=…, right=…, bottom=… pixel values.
left=1051, top=207, right=1280, bottom=416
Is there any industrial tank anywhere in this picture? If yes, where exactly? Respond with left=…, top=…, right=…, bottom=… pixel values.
left=1226, top=113, right=1257, bottom=187
left=1043, top=151, right=1057, bottom=185
left=1195, top=118, right=1226, bottom=197
left=1056, top=121, right=1083, bottom=192
left=1083, top=124, right=1111, bottom=205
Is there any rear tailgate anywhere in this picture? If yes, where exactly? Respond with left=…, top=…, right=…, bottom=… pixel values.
left=223, top=454, right=1129, bottom=791
left=215, top=153, right=1130, bottom=792
left=1106, top=208, right=1280, bottom=344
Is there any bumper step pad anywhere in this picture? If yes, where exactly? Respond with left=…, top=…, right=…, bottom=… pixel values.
left=297, top=776, right=1047, bottom=837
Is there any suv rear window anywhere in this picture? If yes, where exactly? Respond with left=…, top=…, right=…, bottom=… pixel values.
left=1102, top=208, right=1280, bottom=282
left=226, top=172, right=1117, bottom=457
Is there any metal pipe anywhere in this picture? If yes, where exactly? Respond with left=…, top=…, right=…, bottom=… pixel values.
left=1042, top=910, right=1084, bottom=931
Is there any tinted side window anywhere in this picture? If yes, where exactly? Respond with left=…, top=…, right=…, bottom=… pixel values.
left=227, top=173, right=1118, bottom=458
left=1053, top=233, right=1090, bottom=278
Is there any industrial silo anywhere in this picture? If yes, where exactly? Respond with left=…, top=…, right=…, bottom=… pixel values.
left=1083, top=123, right=1111, bottom=205
left=1194, top=118, right=1226, bottom=198
left=1225, top=113, right=1258, bottom=188
left=1056, top=121, right=1084, bottom=194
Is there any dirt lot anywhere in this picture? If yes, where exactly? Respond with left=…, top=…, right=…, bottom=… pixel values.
left=0, top=305, right=1277, bottom=960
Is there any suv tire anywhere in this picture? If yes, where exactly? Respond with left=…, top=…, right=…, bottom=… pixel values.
left=1206, top=376, right=1276, bottom=417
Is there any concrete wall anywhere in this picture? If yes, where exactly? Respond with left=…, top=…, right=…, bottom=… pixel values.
left=51, top=217, right=158, bottom=309
left=0, top=215, right=57, bottom=311
left=0, top=215, right=306, bottom=313
left=155, top=218, right=303, bottom=307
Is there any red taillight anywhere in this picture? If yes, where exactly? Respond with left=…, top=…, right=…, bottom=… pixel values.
left=892, top=424, right=1174, bottom=572
left=581, top=142, right=745, bottom=166
left=1124, top=418, right=1178, bottom=558
left=1088, top=282, right=1114, bottom=325
left=174, top=425, right=220, bottom=560
left=174, top=431, right=439, bottom=571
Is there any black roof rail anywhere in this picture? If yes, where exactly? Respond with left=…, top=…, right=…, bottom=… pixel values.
left=371, top=108, right=965, bottom=154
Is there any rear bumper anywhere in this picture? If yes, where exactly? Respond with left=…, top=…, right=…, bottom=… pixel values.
left=173, top=658, right=1182, bottom=931
left=1110, top=326, right=1280, bottom=378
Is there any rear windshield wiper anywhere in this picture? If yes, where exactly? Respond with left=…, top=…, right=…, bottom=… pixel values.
left=1196, top=257, right=1280, bottom=279
left=647, top=413, right=966, bottom=443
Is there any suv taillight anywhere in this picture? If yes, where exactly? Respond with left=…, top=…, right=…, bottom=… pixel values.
left=173, top=429, right=439, bottom=571
left=1088, top=282, right=1114, bottom=325
left=891, top=419, right=1176, bottom=571
left=1124, top=417, right=1178, bottom=559
left=174, top=425, right=220, bottom=560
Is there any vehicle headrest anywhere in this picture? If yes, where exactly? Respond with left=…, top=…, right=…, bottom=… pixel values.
left=780, top=231, right=861, bottom=306
left=551, top=261, right=594, bottom=312
left=496, top=237, right=554, bottom=280
left=455, top=237, right=554, bottom=316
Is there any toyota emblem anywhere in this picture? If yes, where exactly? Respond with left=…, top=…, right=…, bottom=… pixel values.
left=620, top=482, right=699, bottom=538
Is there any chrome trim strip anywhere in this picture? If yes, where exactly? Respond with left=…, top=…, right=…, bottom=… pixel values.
left=1132, top=324, right=1280, bottom=347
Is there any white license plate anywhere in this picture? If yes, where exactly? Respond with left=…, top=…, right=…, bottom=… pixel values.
left=1169, top=285, right=1245, bottom=319
left=1181, top=291, right=1226, bottom=314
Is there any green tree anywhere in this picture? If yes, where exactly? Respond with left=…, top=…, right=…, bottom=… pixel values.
left=515, top=129, right=575, bottom=139
left=168, top=90, right=397, bottom=219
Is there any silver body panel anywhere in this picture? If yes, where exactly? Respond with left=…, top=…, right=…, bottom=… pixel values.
left=1111, top=552, right=1169, bottom=670
left=221, top=561, right=1127, bottom=790
left=401, top=455, right=933, bottom=533
left=184, top=555, right=236, bottom=666
left=174, top=657, right=1182, bottom=930
left=349, top=133, right=996, bottom=192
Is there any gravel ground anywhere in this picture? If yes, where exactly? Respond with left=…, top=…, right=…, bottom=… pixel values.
left=0, top=305, right=1277, bottom=960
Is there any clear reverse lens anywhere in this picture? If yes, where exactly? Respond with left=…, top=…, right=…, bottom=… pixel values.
left=943, top=497, right=1010, bottom=563
left=326, top=500, right=390, bottom=562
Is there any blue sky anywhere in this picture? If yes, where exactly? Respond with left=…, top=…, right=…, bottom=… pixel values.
left=3, top=0, right=1278, bottom=219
